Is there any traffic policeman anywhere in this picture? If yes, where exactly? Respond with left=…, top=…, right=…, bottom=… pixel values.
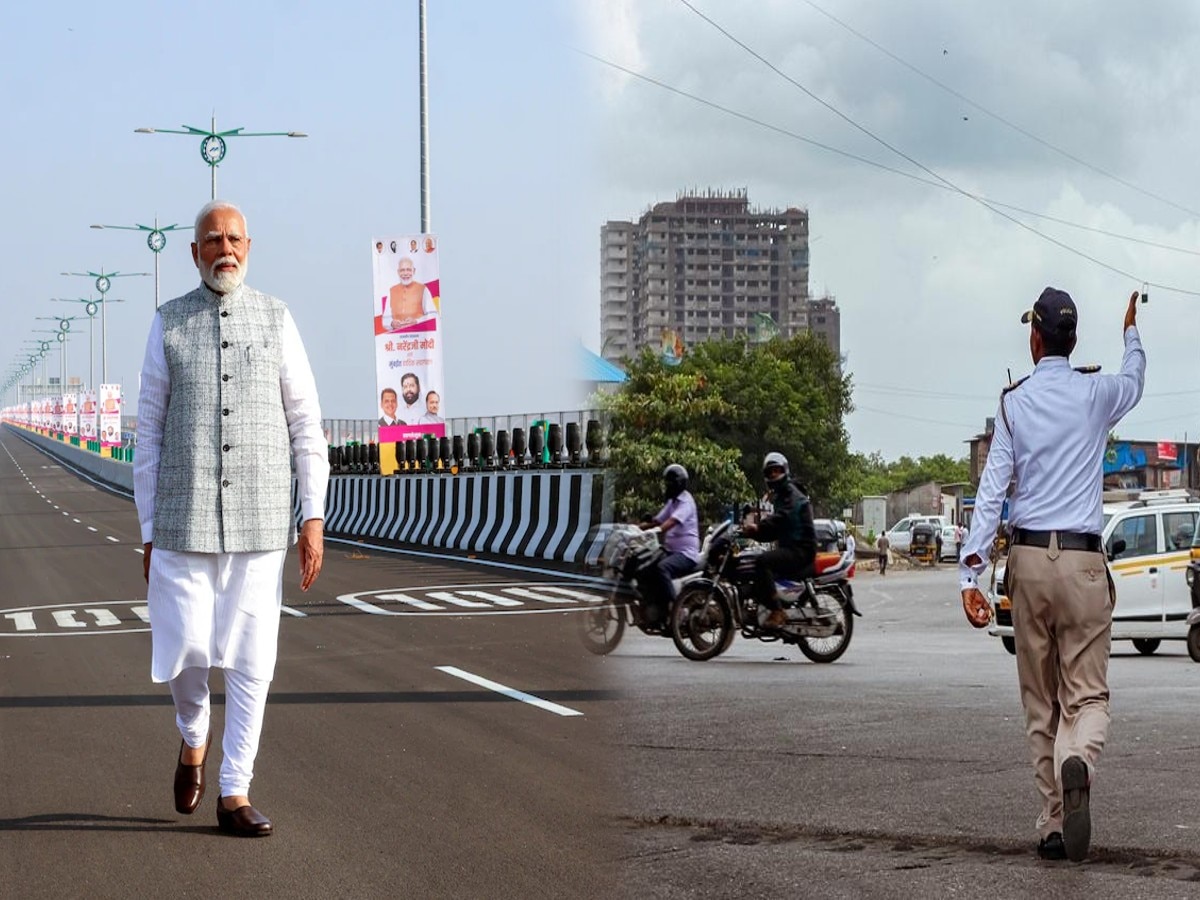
left=959, top=288, right=1145, bottom=862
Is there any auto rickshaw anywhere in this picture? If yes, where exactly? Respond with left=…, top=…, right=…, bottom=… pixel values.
left=910, top=521, right=938, bottom=566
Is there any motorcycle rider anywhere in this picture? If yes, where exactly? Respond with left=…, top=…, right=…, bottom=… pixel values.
left=743, top=452, right=817, bottom=630
left=639, top=463, right=701, bottom=625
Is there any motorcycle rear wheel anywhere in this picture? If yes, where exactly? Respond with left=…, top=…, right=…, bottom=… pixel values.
left=578, top=585, right=627, bottom=655
left=796, top=590, right=853, bottom=663
left=671, top=584, right=733, bottom=661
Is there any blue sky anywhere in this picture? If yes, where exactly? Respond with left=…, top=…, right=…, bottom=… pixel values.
left=1, top=1, right=598, bottom=422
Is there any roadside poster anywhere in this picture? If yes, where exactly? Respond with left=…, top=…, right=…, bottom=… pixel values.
left=80, top=390, right=97, bottom=440
left=99, top=384, right=122, bottom=447
left=371, top=235, right=445, bottom=443
left=63, top=393, right=78, bottom=437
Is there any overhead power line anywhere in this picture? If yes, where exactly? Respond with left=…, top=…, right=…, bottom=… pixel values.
left=799, top=0, right=1200, bottom=221
left=671, top=0, right=1200, bottom=296
left=583, top=52, right=1200, bottom=260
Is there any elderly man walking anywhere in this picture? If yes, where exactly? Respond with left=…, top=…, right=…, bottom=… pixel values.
left=134, top=200, right=329, bottom=837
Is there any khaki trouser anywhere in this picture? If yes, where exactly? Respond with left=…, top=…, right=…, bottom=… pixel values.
left=1007, top=539, right=1115, bottom=838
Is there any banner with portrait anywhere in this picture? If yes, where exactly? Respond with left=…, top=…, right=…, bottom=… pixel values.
left=99, top=384, right=122, bottom=447
left=80, top=390, right=98, bottom=440
left=63, top=393, right=78, bottom=437
left=371, top=234, right=445, bottom=444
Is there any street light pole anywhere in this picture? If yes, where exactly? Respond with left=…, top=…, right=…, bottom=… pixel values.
left=90, top=218, right=184, bottom=309
left=51, top=298, right=118, bottom=390
left=134, top=116, right=308, bottom=200
left=420, top=0, right=431, bottom=234
left=61, top=270, right=149, bottom=383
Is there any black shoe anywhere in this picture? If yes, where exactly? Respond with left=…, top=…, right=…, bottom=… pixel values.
left=1036, top=832, right=1066, bottom=860
left=1061, top=756, right=1091, bottom=861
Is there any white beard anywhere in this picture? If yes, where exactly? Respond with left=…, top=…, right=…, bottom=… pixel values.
left=202, top=256, right=249, bottom=294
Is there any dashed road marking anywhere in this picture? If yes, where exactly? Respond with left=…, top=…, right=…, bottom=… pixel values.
left=1, top=602, right=152, bottom=636
left=105, top=536, right=119, bottom=543
left=436, top=665, right=583, bottom=717
left=87, top=526, right=97, bottom=532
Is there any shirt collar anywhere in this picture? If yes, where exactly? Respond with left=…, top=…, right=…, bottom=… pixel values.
left=1034, top=355, right=1071, bottom=374
left=198, top=281, right=247, bottom=306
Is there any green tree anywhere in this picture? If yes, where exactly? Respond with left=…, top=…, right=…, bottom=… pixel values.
left=603, top=334, right=852, bottom=521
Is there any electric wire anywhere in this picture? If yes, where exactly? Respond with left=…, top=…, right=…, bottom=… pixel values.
left=799, top=0, right=1200, bottom=221
left=584, top=54, right=1200, bottom=261
left=673, top=0, right=1200, bottom=297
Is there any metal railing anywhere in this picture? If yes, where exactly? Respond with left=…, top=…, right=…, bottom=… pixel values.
left=322, top=408, right=604, bottom=447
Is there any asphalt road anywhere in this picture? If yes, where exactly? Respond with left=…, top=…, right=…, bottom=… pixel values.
left=608, top=561, right=1200, bottom=898
left=0, top=434, right=624, bottom=900
left=10, top=426, right=1200, bottom=899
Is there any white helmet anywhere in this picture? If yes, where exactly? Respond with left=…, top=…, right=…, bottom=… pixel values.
left=762, top=451, right=789, bottom=483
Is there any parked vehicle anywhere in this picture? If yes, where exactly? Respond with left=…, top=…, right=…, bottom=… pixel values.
left=670, top=521, right=861, bottom=663
left=990, top=490, right=1200, bottom=656
left=939, top=523, right=961, bottom=561
left=884, top=515, right=948, bottom=554
left=909, top=521, right=938, bottom=565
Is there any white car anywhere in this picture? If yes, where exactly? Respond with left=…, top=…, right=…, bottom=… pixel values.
left=884, top=515, right=948, bottom=554
left=989, top=490, right=1200, bottom=655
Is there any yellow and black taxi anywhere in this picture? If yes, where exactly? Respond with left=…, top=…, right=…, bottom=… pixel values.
left=990, top=490, right=1199, bottom=655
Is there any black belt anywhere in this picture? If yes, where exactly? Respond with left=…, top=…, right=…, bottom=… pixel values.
left=1011, top=528, right=1102, bottom=553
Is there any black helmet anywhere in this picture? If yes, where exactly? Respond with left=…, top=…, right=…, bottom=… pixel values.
left=663, top=463, right=689, bottom=499
left=762, top=451, right=789, bottom=485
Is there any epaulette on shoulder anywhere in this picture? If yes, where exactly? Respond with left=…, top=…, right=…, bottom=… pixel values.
left=1074, top=364, right=1101, bottom=375
left=1001, top=375, right=1029, bottom=396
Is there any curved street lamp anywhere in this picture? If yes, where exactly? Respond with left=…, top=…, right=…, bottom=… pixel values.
left=60, top=269, right=149, bottom=383
left=51, top=296, right=124, bottom=390
left=135, top=115, right=307, bottom=199
left=90, top=219, right=186, bottom=309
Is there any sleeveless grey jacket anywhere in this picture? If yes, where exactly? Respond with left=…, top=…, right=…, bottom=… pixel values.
left=154, top=283, right=293, bottom=552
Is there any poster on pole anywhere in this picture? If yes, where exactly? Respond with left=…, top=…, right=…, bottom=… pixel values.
left=63, top=393, right=78, bottom=437
left=371, top=234, right=445, bottom=443
left=99, top=384, right=122, bottom=447
left=80, top=390, right=97, bottom=440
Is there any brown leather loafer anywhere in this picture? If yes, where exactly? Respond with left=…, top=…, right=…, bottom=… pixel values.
left=217, top=799, right=273, bottom=838
left=173, top=733, right=212, bottom=815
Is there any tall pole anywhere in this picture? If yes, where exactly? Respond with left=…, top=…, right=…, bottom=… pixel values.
left=101, top=287, right=108, bottom=384
left=89, top=314, right=95, bottom=391
left=419, top=0, right=431, bottom=233
left=211, top=114, right=217, bottom=200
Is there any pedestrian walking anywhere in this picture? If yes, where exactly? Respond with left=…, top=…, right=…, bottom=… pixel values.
left=959, top=288, right=1144, bottom=862
left=134, top=200, right=330, bottom=837
left=875, top=533, right=890, bottom=575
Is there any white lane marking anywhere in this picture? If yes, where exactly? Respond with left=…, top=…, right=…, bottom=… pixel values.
left=51, top=610, right=87, bottom=629
left=502, top=586, right=578, bottom=603
left=435, top=665, right=583, bottom=718
left=62, top=511, right=69, bottom=517
left=84, top=608, right=121, bottom=627
left=424, top=591, right=492, bottom=609
left=322, top=535, right=608, bottom=585
left=534, top=586, right=606, bottom=603
left=87, top=526, right=98, bottom=532
left=132, top=606, right=151, bottom=623
left=281, top=605, right=306, bottom=617
left=134, top=548, right=145, bottom=555
left=106, top=536, right=119, bottom=543
left=340, top=593, right=438, bottom=615
left=452, top=590, right=523, bottom=607
left=53, top=505, right=59, bottom=509
left=73, top=518, right=81, bottom=524
left=3, top=612, right=36, bottom=632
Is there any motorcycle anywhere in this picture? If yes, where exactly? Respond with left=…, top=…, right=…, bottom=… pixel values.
left=671, top=521, right=861, bottom=663
left=578, top=522, right=715, bottom=656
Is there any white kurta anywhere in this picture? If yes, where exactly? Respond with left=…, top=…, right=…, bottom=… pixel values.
left=134, top=300, right=329, bottom=683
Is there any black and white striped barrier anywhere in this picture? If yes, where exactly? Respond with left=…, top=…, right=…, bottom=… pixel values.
left=302, top=470, right=609, bottom=564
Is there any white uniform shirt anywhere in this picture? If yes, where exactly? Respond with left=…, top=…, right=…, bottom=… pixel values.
left=134, top=306, right=329, bottom=545
left=959, top=326, right=1145, bottom=589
